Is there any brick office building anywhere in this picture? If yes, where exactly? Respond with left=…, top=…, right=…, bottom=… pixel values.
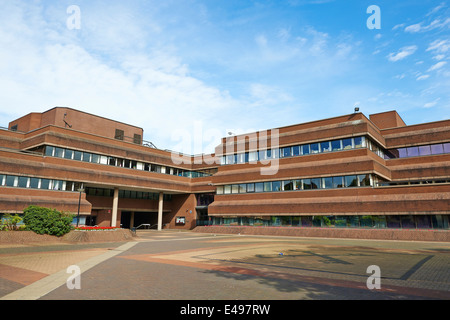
left=0, top=107, right=449, bottom=237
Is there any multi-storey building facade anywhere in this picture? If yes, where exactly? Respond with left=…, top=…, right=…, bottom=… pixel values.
left=0, top=107, right=449, bottom=236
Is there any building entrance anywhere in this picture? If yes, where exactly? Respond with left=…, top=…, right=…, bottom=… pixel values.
left=121, top=211, right=158, bottom=229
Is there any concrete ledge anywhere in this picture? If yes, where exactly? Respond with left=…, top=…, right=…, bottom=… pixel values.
left=193, top=226, right=450, bottom=242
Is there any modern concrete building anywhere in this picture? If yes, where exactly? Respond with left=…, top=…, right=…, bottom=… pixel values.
left=0, top=107, right=449, bottom=237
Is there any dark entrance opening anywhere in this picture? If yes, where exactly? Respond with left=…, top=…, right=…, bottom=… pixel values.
left=120, top=211, right=158, bottom=229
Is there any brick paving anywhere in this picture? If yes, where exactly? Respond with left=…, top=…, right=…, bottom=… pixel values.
left=1, top=230, right=449, bottom=301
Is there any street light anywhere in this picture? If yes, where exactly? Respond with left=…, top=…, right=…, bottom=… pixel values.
left=76, top=187, right=85, bottom=227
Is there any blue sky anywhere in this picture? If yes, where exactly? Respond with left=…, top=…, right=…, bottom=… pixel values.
left=0, top=0, right=449, bottom=153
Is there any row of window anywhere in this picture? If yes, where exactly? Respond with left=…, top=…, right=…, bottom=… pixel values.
left=220, top=136, right=450, bottom=166
left=0, top=174, right=82, bottom=191
left=44, top=146, right=215, bottom=178
left=220, top=136, right=366, bottom=165
left=385, top=142, right=450, bottom=159
left=205, top=214, right=449, bottom=229
left=216, top=174, right=373, bottom=195
left=0, top=174, right=173, bottom=201
left=85, top=187, right=172, bottom=201
left=377, top=179, right=450, bottom=187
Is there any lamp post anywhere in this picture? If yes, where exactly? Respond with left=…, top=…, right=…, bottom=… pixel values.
left=76, top=187, right=84, bottom=227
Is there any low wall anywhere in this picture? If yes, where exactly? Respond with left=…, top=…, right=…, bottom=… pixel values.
left=0, top=229, right=137, bottom=244
left=193, top=226, right=450, bottom=242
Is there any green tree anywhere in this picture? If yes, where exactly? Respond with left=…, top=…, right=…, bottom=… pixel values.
left=1, top=213, right=23, bottom=231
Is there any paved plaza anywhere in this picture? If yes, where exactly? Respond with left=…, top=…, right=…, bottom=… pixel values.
left=1, top=230, right=449, bottom=301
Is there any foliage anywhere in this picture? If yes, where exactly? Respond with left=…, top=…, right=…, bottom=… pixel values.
left=0, top=213, right=23, bottom=231
left=22, top=205, right=74, bottom=237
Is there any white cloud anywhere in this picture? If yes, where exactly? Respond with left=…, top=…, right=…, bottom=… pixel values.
left=424, top=98, right=440, bottom=108
left=387, top=45, right=418, bottom=62
left=427, top=39, right=450, bottom=53
left=417, top=74, right=430, bottom=81
left=405, top=23, right=422, bottom=33
left=427, top=61, right=447, bottom=71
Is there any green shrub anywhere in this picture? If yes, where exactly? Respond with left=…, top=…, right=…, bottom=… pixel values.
left=23, top=205, right=74, bottom=236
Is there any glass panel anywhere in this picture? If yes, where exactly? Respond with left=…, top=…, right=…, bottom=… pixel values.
left=358, top=174, right=371, bottom=186
left=398, top=148, right=408, bottom=158
left=18, top=176, right=28, bottom=188
left=283, top=180, right=293, bottom=191
left=247, top=183, right=255, bottom=192
left=386, top=215, right=401, bottom=228
left=301, top=216, right=313, bottom=227
left=345, top=175, right=358, bottom=187
left=373, top=216, right=387, bottom=228
left=64, top=149, right=73, bottom=159
left=418, top=145, right=431, bottom=156
left=239, top=184, right=247, bottom=193
left=280, top=216, right=291, bottom=226
left=231, top=184, right=239, bottom=193
left=292, top=146, right=300, bottom=156
left=320, top=141, right=330, bottom=152
left=40, top=179, right=50, bottom=189
left=5, top=175, right=16, bottom=187
left=224, top=185, right=231, bottom=194
left=293, top=179, right=302, bottom=190
left=303, top=179, right=311, bottom=190
left=236, top=153, right=245, bottom=164
left=264, top=182, right=272, bottom=192
left=73, top=151, right=82, bottom=161
left=91, top=154, right=100, bottom=163
left=432, top=215, right=449, bottom=229
left=311, top=178, right=321, bottom=189
left=354, top=137, right=363, bottom=148
left=444, top=143, right=450, bottom=153
left=360, top=216, right=374, bottom=228
left=333, top=176, right=344, bottom=188
left=302, top=144, right=310, bottom=155
left=292, top=216, right=301, bottom=226
left=52, top=180, right=63, bottom=190
left=216, top=186, right=224, bottom=195
left=416, top=215, right=432, bottom=228
left=310, top=143, right=319, bottom=154
left=335, top=216, right=347, bottom=227
left=281, top=147, right=291, bottom=158
left=248, top=152, right=258, bottom=162
left=348, top=216, right=359, bottom=227
left=407, top=147, right=419, bottom=157
left=272, top=181, right=281, bottom=191
left=431, top=144, right=444, bottom=155
left=29, top=178, right=40, bottom=189
left=45, top=146, right=54, bottom=156
left=323, top=177, right=333, bottom=189
left=54, top=147, right=64, bottom=158
left=258, top=150, right=266, bottom=161
left=226, top=155, right=234, bottom=165
left=255, top=182, right=264, bottom=193
left=82, top=152, right=91, bottom=162
left=401, top=215, right=416, bottom=229
left=331, top=140, right=342, bottom=151
left=342, top=138, right=353, bottom=150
